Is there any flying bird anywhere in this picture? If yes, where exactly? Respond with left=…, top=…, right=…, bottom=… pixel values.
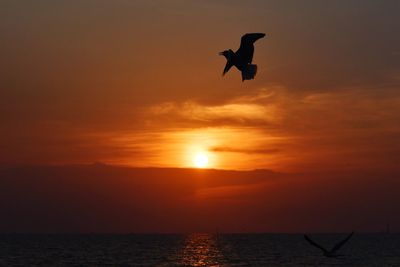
left=219, top=33, right=266, bottom=81
left=304, top=232, right=354, bottom=257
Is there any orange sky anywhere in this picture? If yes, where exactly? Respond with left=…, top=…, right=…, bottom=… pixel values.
left=0, top=0, right=399, bottom=172
left=0, top=1, right=400, bottom=233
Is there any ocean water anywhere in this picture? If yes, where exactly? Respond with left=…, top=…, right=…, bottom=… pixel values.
left=0, top=233, right=399, bottom=266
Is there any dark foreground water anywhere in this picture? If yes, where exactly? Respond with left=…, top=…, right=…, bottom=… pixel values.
left=0, top=233, right=399, bottom=266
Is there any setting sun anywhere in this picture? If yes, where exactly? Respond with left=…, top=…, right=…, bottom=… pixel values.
left=194, top=153, right=209, bottom=168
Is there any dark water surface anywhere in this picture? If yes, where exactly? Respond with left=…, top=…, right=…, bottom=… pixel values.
left=0, top=233, right=399, bottom=266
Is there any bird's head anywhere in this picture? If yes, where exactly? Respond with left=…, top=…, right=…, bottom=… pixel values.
left=219, top=49, right=234, bottom=60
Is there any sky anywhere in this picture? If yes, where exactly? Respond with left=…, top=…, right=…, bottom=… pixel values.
left=1, top=0, right=399, bottom=171
left=1, top=165, right=399, bottom=233
left=0, top=1, right=399, bottom=232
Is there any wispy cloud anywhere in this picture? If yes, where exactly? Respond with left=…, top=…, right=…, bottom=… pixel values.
left=209, top=146, right=281, bottom=155
left=148, top=89, right=281, bottom=126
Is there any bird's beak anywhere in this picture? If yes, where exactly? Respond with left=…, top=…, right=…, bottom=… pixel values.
left=218, top=52, right=224, bottom=56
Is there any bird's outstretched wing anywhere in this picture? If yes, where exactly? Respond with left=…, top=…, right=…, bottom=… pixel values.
left=331, top=232, right=354, bottom=253
left=304, top=235, right=328, bottom=253
left=237, top=33, right=265, bottom=64
left=239, top=33, right=266, bottom=49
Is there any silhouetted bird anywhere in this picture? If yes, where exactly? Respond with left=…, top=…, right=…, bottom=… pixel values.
left=219, top=33, right=266, bottom=81
left=304, top=232, right=354, bottom=257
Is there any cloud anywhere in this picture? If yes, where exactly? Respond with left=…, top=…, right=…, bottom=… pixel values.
left=209, top=146, right=281, bottom=155
left=2, top=83, right=399, bottom=172
left=148, top=97, right=279, bottom=127
left=1, top=164, right=399, bottom=233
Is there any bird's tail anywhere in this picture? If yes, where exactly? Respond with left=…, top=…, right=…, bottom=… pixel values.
left=242, top=64, right=257, bottom=81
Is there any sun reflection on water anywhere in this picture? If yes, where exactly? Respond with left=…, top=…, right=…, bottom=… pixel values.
left=180, top=233, right=227, bottom=267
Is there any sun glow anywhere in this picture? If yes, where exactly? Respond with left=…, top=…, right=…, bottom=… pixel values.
left=194, top=153, right=209, bottom=168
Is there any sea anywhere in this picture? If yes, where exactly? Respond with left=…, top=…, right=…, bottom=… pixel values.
left=0, top=233, right=399, bottom=266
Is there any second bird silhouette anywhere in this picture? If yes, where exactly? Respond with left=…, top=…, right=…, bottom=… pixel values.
left=304, top=232, right=354, bottom=258
left=219, top=33, right=266, bottom=81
